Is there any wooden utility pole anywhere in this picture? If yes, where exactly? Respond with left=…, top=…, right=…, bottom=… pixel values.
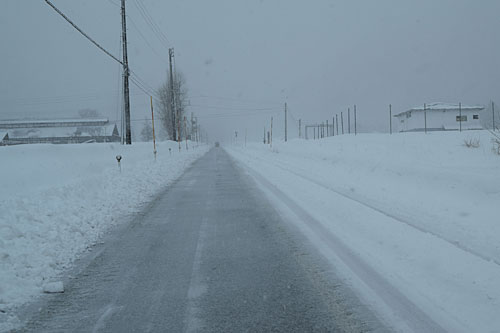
left=121, top=0, right=131, bottom=144
left=150, top=96, right=157, bottom=158
left=348, top=107, right=351, bottom=134
left=168, top=48, right=176, bottom=142
left=354, top=104, right=357, bottom=135
left=389, top=104, right=392, bottom=134
left=284, top=103, right=288, bottom=142
left=184, top=116, right=188, bottom=150
left=493, top=102, right=496, bottom=130
left=270, top=117, right=273, bottom=147
left=341, top=112, right=344, bottom=134
left=336, top=114, right=339, bottom=135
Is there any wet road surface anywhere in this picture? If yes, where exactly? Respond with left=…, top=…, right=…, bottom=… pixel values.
left=18, top=148, right=384, bottom=332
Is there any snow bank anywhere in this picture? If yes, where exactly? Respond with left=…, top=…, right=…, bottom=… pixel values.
left=227, top=130, right=500, bottom=332
left=0, top=141, right=208, bottom=329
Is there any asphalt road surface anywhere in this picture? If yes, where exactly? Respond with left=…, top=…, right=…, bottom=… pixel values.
left=18, top=148, right=385, bottom=332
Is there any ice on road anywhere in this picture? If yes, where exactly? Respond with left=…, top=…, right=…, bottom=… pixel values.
left=19, top=148, right=382, bottom=332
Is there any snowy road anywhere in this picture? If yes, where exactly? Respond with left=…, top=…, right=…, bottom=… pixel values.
left=18, top=148, right=383, bottom=332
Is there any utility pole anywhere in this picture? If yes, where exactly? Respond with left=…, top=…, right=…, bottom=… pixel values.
left=121, top=0, right=132, bottom=144
left=354, top=104, right=357, bottom=135
left=44, top=0, right=132, bottom=143
left=150, top=96, right=157, bottom=158
left=299, top=119, right=302, bottom=138
left=332, top=117, right=335, bottom=136
left=348, top=107, right=351, bottom=134
left=168, top=48, right=176, bottom=142
left=336, top=114, right=338, bottom=135
left=195, top=117, right=199, bottom=144
left=284, top=102, right=288, bottom=142
left=184, top=116, right=188, bottom=150
left=493, top=101, right=496, bottom=130
left=326, top=120, right=329, bottom=137
left=341, top=112, right=344, bottom=134
left=191, top=112, right=194, bottom=141
left=270, top=117, right=273, bottom=147
left=389, top=104, right=392, bottom=134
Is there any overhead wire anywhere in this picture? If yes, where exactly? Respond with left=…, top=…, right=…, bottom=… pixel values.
left=127, top=15, right=168, bottom=65
left=132, top=0, right=171, bottom=51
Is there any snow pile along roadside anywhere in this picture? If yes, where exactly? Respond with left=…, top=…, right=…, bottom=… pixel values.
left=226, top=130, right=500, bottom=332
left=0, top=141, right=208, bottom=329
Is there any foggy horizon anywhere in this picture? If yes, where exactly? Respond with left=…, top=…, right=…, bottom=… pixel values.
left=1, top=0, right=499, bottom=143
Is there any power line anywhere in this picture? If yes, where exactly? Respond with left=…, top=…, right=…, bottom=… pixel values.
left=44, top=0, right=123, bottom=66
left=188, top=104, right=280, bottom=111
left=132, top=0, right=171, bottom=51
left=127, top=15, right=168, bottom=64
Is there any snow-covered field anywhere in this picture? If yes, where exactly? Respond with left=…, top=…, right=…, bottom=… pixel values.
left=0, top=141, right=208, bottom=330
left=227, top=130, right=500, bottom=332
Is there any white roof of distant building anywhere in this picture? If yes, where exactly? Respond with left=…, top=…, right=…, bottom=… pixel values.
left=0, top=118, right=109, bottom=129
left=5, top=124, right=118, bottom=139
left=395, top=103, right=484, bottom=117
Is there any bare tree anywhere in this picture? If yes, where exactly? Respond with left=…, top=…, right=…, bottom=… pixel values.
left=77, top=108, right=100, bottom=119
left=157, top=71, right=188, bottom=141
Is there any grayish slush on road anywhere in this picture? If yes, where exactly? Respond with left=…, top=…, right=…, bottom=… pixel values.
left=18, top=148, right=385, bottom=332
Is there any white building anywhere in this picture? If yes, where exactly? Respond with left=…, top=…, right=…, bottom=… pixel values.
left=395, top=103, right=484, bottom=132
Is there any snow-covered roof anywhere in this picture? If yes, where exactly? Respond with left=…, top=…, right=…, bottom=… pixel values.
left=394, top=103, right=484, bottom=117
left=0, top=118, right=109, bottom=129
left=5, top=124, right=118, bottom=139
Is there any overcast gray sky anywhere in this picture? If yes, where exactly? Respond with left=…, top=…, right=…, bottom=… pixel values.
left=1, top=0, right=499, bottom=142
